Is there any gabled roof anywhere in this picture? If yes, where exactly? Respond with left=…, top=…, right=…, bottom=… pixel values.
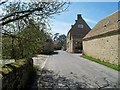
left=67, top=14, right=91, bottom=37
left=67, top=14, right=82, bottom=35
left=84, top=10, right=120, bottom=40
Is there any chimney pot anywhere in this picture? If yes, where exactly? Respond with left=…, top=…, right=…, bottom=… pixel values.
left=77, top=14, right=81, bottom=20
left=71, top=25, right=74, bottom=28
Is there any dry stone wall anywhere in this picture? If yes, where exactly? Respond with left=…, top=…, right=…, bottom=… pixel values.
left=83, top=33, right=119, bottom=65
left=2, top=58, right=33, bottom=90
left=83, top=10, right=119, bottom=65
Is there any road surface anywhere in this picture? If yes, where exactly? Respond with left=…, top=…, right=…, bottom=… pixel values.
left=44, top=50, right=119, bottom=88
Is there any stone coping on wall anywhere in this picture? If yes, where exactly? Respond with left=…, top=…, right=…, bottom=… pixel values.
left=1, top=58, right=33, bottom=90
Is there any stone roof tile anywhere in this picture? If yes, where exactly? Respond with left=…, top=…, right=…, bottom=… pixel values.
left=84, top=10, right=120, bottom=39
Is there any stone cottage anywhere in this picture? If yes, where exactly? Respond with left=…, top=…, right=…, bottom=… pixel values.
left=66, top=14, right=91, bottom=53
left=83, top=10, right=120, bottom=65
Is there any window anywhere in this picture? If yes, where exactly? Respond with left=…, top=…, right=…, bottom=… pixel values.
left=78, top=24, right=84, bottom=28
left=70, top=36, right=71, bottom=40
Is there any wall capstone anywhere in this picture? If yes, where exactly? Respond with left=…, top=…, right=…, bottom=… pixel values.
left=2, top=58, right=33, bottom=90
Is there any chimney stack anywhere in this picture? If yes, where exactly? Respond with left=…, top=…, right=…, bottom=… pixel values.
left=77, top=14, right=81, bottom=20
left=71, top=25, right=74, bottom=28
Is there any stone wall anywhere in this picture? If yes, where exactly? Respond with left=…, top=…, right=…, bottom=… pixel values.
left=2, top=58, right=33, bottom=90
left=83, top=33, right=119, bottom=65
left=0, top=59, right=15, bottom=65
left=83, top=10, right=119, bottom=65
left=66, top=33, right=73, bottom=53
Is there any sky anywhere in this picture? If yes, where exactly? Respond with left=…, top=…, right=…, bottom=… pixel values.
left=0, top=0, right=119, bottom=35
left=50, top=2, right=119, bottom=35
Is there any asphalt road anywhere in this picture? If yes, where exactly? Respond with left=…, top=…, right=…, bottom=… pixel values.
left=44, top=50, right=119, bottom=88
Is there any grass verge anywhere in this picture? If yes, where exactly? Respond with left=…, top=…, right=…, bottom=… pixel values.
left=81, top=55, right=120, bottom=72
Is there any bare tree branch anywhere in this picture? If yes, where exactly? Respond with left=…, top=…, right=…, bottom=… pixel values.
left=0, top=7, right=43, bottom=21
left=0, top=0, right=8, bottom=5
left=0, top=1, right=69, bottom=26
left=1, top=12, right=32, bottom=25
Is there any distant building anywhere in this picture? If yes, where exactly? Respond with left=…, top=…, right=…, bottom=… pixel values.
left=66, top=14, right=91, bottom=53
left=83, top=10, right=120, bottom=65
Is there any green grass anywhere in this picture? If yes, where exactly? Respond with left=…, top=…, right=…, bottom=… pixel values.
left=81, top=55, right=120, bottom=72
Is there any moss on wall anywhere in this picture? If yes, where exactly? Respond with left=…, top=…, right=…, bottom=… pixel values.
left=2, top=58, right=34, bottom=90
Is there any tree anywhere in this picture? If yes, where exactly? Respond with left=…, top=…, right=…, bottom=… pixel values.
left=53, top=33, right=66, bottom=50
left=2, top=19, right=52, bottom=59
left=57, top=34, right=66, bottom=47
left=1, top=0, right=69, bottom=59
left=0, top=0, right=8, bottom=5
left=0, top=0, right=69, bottom=26
left=53, top=33, right=59, bottom=42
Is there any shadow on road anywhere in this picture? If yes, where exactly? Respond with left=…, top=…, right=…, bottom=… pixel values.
left=51, top=51, right=59, bottom=55
left=40, top=51, right=59, bottom=56
left=29, top=69, right=88, bottom=90
left=28, top=69, right=118, bottom=90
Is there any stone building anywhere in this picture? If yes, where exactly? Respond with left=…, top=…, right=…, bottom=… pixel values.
left=66, top=14, right=91, bottom=53
left=83, top=10, right=120, bottom=65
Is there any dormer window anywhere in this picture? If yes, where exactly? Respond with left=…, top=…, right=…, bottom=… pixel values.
left=104, top=21, right=109, bottom=27
left=78, top=24, right=84, bottom=28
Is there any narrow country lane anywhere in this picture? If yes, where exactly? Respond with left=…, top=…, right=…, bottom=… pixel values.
left=44, top=50, right=119, bottom=88
left=31, top=50, right=119, bottom=89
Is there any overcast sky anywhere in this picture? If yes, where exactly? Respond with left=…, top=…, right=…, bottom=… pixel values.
left=50, top=1, right=118, bottom=35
